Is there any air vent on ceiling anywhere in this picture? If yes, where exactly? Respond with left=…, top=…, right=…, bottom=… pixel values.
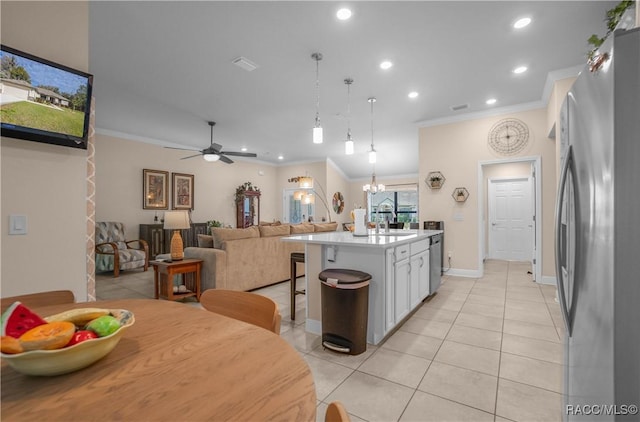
left=232, top=56, right=259, bottom=72
left=450, top=103, right=469, bottom=111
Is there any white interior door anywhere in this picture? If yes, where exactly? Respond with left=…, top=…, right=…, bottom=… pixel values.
left=488, top=177, right=533, bottom=261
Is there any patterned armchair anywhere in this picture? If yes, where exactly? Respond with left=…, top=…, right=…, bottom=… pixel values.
left=95, top=222, right=149, bottom=277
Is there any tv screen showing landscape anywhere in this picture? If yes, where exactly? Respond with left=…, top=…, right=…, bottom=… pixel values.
left=0, top=45, right=93, bottom=149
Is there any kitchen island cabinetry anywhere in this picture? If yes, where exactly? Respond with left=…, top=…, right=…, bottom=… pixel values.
left=283, top=230, right=441, bottom=345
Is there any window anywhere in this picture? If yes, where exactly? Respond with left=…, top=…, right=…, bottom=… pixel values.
left=367, top=185, right=418, bottom=223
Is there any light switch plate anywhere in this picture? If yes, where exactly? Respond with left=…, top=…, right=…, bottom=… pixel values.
left=9, top=215, right=27, bottom=235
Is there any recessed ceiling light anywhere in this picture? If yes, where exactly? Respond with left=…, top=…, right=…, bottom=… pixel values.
left=241, top=147, right=247, bottom=152
left=486, top=98, right=497, bottom=105
left=513, top=17, right=532, bottom=29
left=513, top=66, right=528, bottom=74
left=336, top=8, right=352, bottom=20
left=408, top=92, right=419, bottom=99
left=278, top=155, right=284, bottom=160
left=380, top=61, right=393, bottom=70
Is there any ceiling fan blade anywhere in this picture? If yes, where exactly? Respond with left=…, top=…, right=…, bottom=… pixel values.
left=165, top=146, right=201, bottom=152
left=220, top=151, right=258, bottom=158
left=219, top=155, right=234, bottom=164
left=212, top=142, right=223, bottom=152
left=180, top=153, right=203, bottom=160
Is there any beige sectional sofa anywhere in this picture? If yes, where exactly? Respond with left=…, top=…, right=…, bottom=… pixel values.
left=184, top=222, right=338, bottom=292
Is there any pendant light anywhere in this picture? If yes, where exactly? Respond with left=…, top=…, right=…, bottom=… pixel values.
left=311, top=52, right=323, bottom=144
left=344, top=78, right=354, bottom=155
left=368, top=97, right=377, bottom=163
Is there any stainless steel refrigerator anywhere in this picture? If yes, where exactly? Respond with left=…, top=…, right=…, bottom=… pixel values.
left=556, top=27, right=639, bottom=420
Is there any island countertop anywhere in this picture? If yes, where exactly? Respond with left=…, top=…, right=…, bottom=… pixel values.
left=282, top=229, right=442, bottom=248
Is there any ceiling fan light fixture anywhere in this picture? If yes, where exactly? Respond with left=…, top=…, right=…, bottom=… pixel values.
left=203, top=153, right=220, bottom=162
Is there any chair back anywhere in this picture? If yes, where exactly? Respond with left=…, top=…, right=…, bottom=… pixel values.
left=325, top=401, right=350, bottom=422
left=200, top=289, right=281, bottom=334
left=96, top=222, right=127, bottom=249
left=1, top=290, right=75, bottom=313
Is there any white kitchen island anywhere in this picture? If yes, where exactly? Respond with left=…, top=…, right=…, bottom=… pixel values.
left=282, top=229, right=443, bottom=345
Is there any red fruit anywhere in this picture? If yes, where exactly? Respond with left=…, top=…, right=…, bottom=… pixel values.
left=1, top=302, right=47, bottom=339
left=66, top=330, right=98, bottom=347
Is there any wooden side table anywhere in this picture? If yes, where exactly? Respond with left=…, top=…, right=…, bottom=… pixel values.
left=151, top=259, right=203, bottom=301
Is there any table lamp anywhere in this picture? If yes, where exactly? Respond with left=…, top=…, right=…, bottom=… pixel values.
left=163, top=211, right=190, bottom=261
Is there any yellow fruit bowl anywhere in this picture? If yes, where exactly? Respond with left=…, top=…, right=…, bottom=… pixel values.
left=1, top=309, right=134, bottom=376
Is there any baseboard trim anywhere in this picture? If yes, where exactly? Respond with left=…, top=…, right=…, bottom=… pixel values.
left=445, top=268, right=483, bottom=278
left=539, top=276, right=557, bottom=286
left=306, top=318, right=321, bottom=336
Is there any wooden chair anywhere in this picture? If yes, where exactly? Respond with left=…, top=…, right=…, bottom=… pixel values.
left=1, top=290, right=75, bottom=313
left=200, top=289, right=281, bottom=334
left=325, top=401, right=350, bottom=422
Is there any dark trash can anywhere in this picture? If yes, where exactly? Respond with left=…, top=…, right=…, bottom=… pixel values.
left=319, top=268, right=371, bottom=355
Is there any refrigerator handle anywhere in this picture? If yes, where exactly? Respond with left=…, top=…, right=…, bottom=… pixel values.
left=555, top=145, right=575, bottom=337
left=554, top=144, right=574, bottom=337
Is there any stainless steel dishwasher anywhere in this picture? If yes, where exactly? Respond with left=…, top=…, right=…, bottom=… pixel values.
left=429, top=233, right=442, bottom=293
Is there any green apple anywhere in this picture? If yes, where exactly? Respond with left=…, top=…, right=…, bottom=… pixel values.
left=86, top=315, right=120, bottom=337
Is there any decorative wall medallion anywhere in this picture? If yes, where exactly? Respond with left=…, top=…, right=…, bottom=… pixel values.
left=332, top=192, right=345, bottom=214
left=488, top=118, right=529, bottom=156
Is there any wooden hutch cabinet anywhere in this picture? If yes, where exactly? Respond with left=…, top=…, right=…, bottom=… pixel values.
left=235, top=182, right=261, bottom=228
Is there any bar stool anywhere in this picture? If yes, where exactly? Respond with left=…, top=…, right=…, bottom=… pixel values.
left=290, top=252, right=306, bottom=320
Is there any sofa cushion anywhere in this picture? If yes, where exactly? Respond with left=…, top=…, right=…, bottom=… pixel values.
left=259, top=224, right=291, bottom=237
left=197, top=234, right=214, bottom=248
left=314, top=222, right=339, bottom=232
left=291, top=223, right=315, bottom=234
left=211, top=226, right=260, bottom=249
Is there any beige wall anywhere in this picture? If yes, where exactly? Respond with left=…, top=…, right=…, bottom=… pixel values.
left=95, top=135, right=278, bottom=238
left=419, top=108, right=557, bottom=278
left=1, top=1, right=90, bottom=299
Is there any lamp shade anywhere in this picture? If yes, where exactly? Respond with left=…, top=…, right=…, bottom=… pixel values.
left=368, top=149, right=377, bottom=164
left=298, top=177, right=313, bottom=189
left=163, top=211, right=190, bottom=230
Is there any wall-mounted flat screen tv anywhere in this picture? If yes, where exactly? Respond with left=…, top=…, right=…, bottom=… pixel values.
left=1, top=45, right=93, bottom=150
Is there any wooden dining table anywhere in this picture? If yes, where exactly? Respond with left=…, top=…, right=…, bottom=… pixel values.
left=1, top=299, right=317, bottom=421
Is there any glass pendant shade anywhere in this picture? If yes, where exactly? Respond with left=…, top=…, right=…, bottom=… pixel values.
left=345, top=139, right=354, bottom=155
left=313, top=126, right=323, bottom=144
left=368, top=149, right=377, bottom=164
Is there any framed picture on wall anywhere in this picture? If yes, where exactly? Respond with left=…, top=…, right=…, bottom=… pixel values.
left=143, top=169, right=169, bottom=210
left=172, top=173, right=194, bottom=210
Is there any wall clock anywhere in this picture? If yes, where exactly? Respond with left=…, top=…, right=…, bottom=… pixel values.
left=488, top=118, right=529, bottom=156
left=332, top=192, right=345, bottom=214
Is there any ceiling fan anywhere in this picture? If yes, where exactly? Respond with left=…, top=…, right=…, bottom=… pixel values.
left=166, top=121, right=257, bottom=164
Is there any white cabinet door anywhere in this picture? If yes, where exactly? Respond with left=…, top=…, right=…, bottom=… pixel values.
left=385, top=248, right=395, bottom=334
left=394, top=258, right=411, bottom=322
left=409, top=254, right=421, bottom=309
left=415, top=250, right=430, bottom=300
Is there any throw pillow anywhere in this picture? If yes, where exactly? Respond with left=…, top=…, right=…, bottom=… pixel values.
left=197, top=234, right=214, bottom=248
left=259, top=224, right=291, bottom=237
left=211, top=226, right=260, bottom=249
left=290, top=223, right=315, bottom=234
left=314, top=222, right=338, bottom=232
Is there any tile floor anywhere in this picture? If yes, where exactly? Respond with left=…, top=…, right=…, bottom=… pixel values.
left=96, top=259, right=565, bottom=422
